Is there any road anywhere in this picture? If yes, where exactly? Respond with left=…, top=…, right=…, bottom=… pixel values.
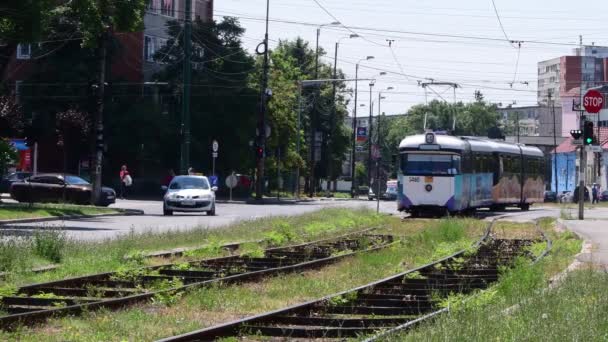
left=1, top=199, right=400, bottom=241
left=3, top=196, right=608, bottom=268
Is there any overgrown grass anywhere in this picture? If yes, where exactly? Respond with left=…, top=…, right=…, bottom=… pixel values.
left=0, top=203, right=117, bottom=220
left=0, top=208, right=388, bottom=287
left=0, top=218, right=487, bottom=341
left=389, top=219, right=584, bottom=341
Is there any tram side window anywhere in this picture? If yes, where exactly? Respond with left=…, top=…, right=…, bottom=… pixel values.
left=474, top=154, right=493, bottom=173
left=512, top=156, right=522, bottom=174
left=526, top=158, right=541, bottom=176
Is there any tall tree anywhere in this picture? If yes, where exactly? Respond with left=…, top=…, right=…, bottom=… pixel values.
left=250, top=38, right=350, bottom=193
left=154, top=17, right=258, bottom=179
left=0, top=0, right=54, bottom=78
left=64, top=0, right=146, bottom=204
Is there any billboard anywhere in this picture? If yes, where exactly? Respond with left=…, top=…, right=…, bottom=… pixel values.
left=356, top=127, right=367, bottom=142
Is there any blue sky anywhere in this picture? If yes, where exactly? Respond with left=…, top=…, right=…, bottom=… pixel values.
left=214, top=0, right=608, bottom=115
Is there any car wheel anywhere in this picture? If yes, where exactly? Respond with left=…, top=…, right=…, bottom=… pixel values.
left=207, top=203, right=216, bottom=216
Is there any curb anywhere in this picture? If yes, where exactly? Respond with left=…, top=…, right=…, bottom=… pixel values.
left=0, top=209, right=144, bottom=226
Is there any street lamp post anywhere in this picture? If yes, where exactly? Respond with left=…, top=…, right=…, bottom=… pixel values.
left=367, top=73, right=386, bottom=188
left=309, top=21, right=339, bottom=197
left=326, top=34, right=359, bottom=192
left=351, top=56, right=374, bottom=198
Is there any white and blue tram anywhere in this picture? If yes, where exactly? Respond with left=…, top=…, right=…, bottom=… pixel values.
left=397, top=133, right=545, bottom=217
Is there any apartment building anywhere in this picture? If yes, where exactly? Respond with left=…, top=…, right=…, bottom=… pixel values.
left=2, top=0, right=214, bottom=89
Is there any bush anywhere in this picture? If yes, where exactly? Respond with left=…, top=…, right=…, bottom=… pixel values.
left=33, top=230, right=67, bottom=263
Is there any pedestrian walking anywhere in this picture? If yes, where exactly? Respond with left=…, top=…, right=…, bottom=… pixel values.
left=119, top=165, right=132, bottom=199
left=163, top=169, right=176, bottom=186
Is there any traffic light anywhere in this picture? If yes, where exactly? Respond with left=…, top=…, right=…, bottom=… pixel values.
left=256, top=146, right=264, bottom=159
left=570, top=130, right=582, bottom=140
left=583, top=121, right=595, bottom=145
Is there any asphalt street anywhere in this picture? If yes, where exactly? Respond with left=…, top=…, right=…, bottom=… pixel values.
left=1, top=199, right=400, bottom=241
left=3, top=196, right=608, bottom=268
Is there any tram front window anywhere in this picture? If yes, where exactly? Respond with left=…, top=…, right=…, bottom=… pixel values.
left=402, top=154, right=461, bottom=175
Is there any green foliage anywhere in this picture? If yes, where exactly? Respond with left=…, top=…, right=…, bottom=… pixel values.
left=0, top=240, right=26, bottom=272
left=0, top=140, right=18, bottom=176
left=239, top=242, right=265, bottom=259
left=33, top=230, right=67, bottom=263
left=328, top=292, right=358, bottom=306
left=527, top=241, right=548, bottom=258
left=124, top=251, right=146, bottom=265
left=183, top=239, right=225, bottom=259
left=0, top=285, right=17, bottom=300
left=172, top=263, right=192, bottom=271
left=150, top=278, right=184, bottom=306
left=405, top=271, right=424, bottom=279
left=303, top=222, right=337, bottom=236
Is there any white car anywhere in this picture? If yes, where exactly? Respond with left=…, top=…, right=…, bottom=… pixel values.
left=162, top=175, right=217, bottom=216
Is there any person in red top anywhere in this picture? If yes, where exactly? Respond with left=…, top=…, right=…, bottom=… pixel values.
left=163, top=169, right=176, bottom=187
left=119, top=165, right=130, bottom=199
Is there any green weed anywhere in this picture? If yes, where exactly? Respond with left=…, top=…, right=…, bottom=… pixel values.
left=33, top=230, right=66, bottom=263
left=150, top=278, right=184, bottom=306
left=239, top=242, right=265, bottom=259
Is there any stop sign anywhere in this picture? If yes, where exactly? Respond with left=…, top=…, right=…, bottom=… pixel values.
left=583, top=89, right=605, bottom=113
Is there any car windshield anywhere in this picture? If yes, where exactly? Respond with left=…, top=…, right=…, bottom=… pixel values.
left=65, top=175, right=90, bottom=185
left=401, top=153, right=461, bottom=176
left=169, top=177, right=210, bottom=190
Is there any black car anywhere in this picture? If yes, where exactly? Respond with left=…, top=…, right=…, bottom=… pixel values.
left=10, top=173, right=116, bottom=206
left=0, top=172, right=32, bottom=194
left=600, top=190, right=608, bottom=202
left=544, top=191, right=557, bottom=202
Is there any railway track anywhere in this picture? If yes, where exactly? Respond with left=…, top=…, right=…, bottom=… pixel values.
left=159, top=223, right=548, bottom=341
left=0, top=229, right=394, bottom=329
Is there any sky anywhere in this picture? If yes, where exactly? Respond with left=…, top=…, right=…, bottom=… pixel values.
left=214, top=0, right=608, bottom=116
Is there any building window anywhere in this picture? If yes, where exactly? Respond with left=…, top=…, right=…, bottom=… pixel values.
left=549, top=76, right=556, bottom=83
left=16, top=44, right=31, bottom=59
left=147, top=0, right=175, bottom=17
left=144, top=36, right=167, bottom=62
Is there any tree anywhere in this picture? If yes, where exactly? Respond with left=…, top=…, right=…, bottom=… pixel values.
left=153, top=17, right=258, bottom=179
left=64, top=0, right=146, bottom=204
left=0, top=1, right=54, bottom=77
left=0, top=139, right=18, bottom=178
left=0, top=95, right=24, bottom=137
left=252, top=38, right=350, bottom=193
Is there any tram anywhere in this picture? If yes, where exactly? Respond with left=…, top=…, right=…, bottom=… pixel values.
left=397, top=132, right=545, bottom=217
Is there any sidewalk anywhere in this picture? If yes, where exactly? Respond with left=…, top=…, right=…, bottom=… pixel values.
left=561, top=218, right=608, bottom=267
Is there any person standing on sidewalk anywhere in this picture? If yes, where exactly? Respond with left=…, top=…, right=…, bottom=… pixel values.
left=119, top=165, right=131, bottom=199
left=592, top=184, right=599, bottom=204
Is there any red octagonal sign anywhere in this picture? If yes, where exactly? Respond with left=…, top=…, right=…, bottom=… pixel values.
left=583, top=89, right=605, bottom=113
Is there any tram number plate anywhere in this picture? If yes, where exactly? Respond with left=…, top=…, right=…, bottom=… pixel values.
left=408, top=177, right=420, bottom=183
left=425, top=176, right=434, bottom=183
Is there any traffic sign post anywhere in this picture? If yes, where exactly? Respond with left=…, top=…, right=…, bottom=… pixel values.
left=226, top=172, right=238, bottom=202
left=583, top=89, right=604, bottom=114
left=212, top=140, right=219, bottom=178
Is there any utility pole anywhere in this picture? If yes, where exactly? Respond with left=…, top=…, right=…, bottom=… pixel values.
left=180, top=0, right=192, bottom=175
left=327, top=41, right=339, bottom=192
left=367, top=82, right=374, bottom=188
left=255, top=0, right=271, bottom=200
left=296, top=83, right=302, bottom=200
left=350, top=56, right=374, bottom=198
left=91, top=28, right=108, bottom=205
left=578, top=35, right=585, bottom=220
left=549, top=91, right=558, bottom=201
left=350, top=63, right=360, bottom=198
